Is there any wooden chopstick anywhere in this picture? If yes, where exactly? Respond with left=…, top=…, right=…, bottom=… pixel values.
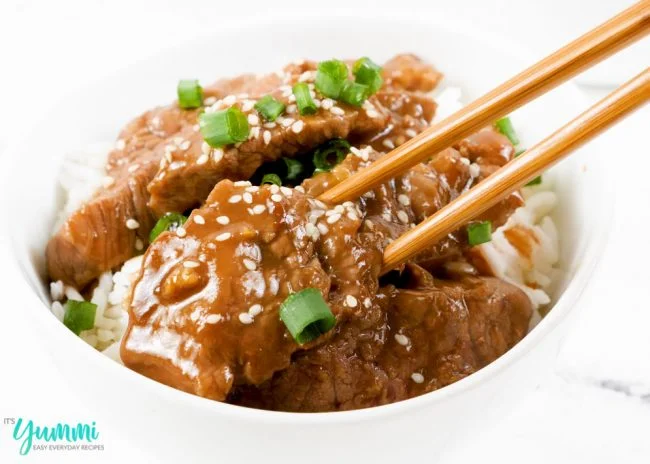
left=318, top=0, right=650, bottom=205
left=381, top=68, right=650, bottom=274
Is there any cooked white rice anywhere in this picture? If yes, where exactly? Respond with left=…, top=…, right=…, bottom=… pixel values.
left=48, top=86, right=559, bottom=361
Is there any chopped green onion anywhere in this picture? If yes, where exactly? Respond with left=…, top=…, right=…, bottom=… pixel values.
left=177, top=80, right=203, bottom=109
left=279, top=288, right=336, bottom=345
left=149, top=212, right=187, bottom=242
left=199, top=107, right=249, bottom=147
left=292, top=83, right=318, bottom=115
left=339, top=81, right=369, bottom=107
left=313, top=138, right=350, bottom=173
left=495, top=117, right=520, bottom=146
left=283, top=158, right=304, bottom=180
left=254, top=95, right=285, bottom=122
left=63, top=300, right=97, bottom=336
left=261, top=173, right=282, bottom=186
left=352, top=57, right=383, bottom=95
left=526, top=176, right=543, bottom=186
left=467, top=221, right=492, bottom=246
left=315, top=60, right=349, bottom=99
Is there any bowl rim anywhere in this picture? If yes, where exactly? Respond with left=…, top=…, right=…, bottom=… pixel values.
left=0, top=10, right=614, bottom=425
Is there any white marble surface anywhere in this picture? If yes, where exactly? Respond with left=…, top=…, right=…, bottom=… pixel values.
left=1, top=1, right=649, bottom=462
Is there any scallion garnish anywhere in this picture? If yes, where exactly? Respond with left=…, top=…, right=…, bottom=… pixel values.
left=495, top=117, right=520, bottom=146
left=352, top=57, right=383, bottom=95
left=467, top=221, right=492, bottom=246
left=526, top=176, right=543, bottom=186
left=177, top=80, right=203, bottom=109
left=283, top=158, right=304, bottom=180
left=315, top=60, right=349, bottom=99
left=292, top=83, right=318, bottom=115
left=63, top=300, right=97, bottom=336
left=149, top=212, right=187, bottom=242
left=199, top=107, right=249, bottom=147
left=279, top=288, right=336, bottom=345
left=254, top=95, right=285, bottom=122
left=261, top=173, right=282, bottom=186
left=313, top=138, right=350, bottom=173
left=339, top=81, right=369, bottom=107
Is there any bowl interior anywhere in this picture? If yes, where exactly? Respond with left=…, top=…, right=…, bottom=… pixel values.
left=2, top=13, right=611, bottom=417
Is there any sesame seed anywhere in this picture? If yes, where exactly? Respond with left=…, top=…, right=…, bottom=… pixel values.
left=252, top=204, right=266, bottom=214
left=243, top=192, right=253, bottom=204
left=405, top=128, right=417, bottom=138
left=248, top=304, right=263, bottom=317
left=197, top=154, right=209, bottom=165
left=411, top=373, right=425, bottom=384
left=334, top=205, right=345, bottom=213
left=321, top=98, right=334, bottom=110
left=364, top=220, right=374, bottom=230
left=280, top=118, right=295, bottom=128
left=366, top=109, right=380, bottom=119
left=317, top=223, right=329, bottom=235
left=286, top=104, right=297, bottom=114
left=194, top=215, right=205, bottom=225
left=270, top=184, right=280, bottom=194
left=243, top=259, right=257, bottom=271
left=176, top=227, right=187, bottom=237
left=241, top=100, right=255, bottom=112
left=347, top=211, right=358, bottom=221
left=397, top=210, right=409, bottom=224
left=291, top=120, right=304, bottom=134
left=216, top=216, right=230, bottom=225
left=205, top=314, right=223, bottom=324
left=263, top=122, right=276, bottom=129
left=246, top=186, right=260, bottom=193
left=249, top=126, right=260, bottom=139
left=238, top=313, right=254, bottom=324
left=223, top=95, right=237, bottom=105
left=180, top=140, right=191, bottom=150
left=295, top=186, right=305, bottom=193
left=135, top=238, right=144, bottom=251
left=216, top=232, right=232, bottom=241
left=326, top=213, right=341, bottom=224
left=394, top=334, right=410, bottom=346
left=213, top=148, right=224, bottom=163
left=183, top=260, right=200, bottom=268
left=346, top=295, right=358, bottom=307
left=363, top=297, right=372, bottom=308
left=247, top=114, right=259, bottom=126
left=126, top=218, right=140, bottom=229
left=263, top=130, right=272, bottom=145
left=305, top=223, right=318, bottom=236
left=234, top=181, right=252, bottom=187
left=382, top=139, right=395, bottom=150
left=228, top=195, right=242, bottom=204
left=382, top=213, right=392, bottom=222
left=271, top=194, right=282, bottom=202
left=330, top=106, right=344, bottom=116
left=280, top=186, right=292, bottom=196
left=398, top=194, right=410, bottom=206
left=469, top=163, right=481, bottom=178
left=460, top=157, right=470, bottom=166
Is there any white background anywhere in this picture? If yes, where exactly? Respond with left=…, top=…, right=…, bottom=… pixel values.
left=0, top=1, right=649, bottom=462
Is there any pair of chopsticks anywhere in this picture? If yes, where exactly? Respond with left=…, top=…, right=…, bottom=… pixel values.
left=319, top=0, right=650, bottom=274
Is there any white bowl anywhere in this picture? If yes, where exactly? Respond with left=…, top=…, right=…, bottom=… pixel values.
left=2, top=12, right=612, bottom=463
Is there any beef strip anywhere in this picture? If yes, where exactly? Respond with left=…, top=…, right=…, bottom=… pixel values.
left=47, top=54, right=439, bottom=288
left=232, top=264, right=532, bottom=412
left=120, top=180, right=383, bottom=401
left=303, top=126, right=523, bottom=272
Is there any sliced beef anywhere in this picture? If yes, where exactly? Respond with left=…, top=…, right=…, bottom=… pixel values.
left=233, top=264, right=532, bottom=412
left=121, top=180, right=383, bottom=401
left=47, top=54, right=438, bottom=288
